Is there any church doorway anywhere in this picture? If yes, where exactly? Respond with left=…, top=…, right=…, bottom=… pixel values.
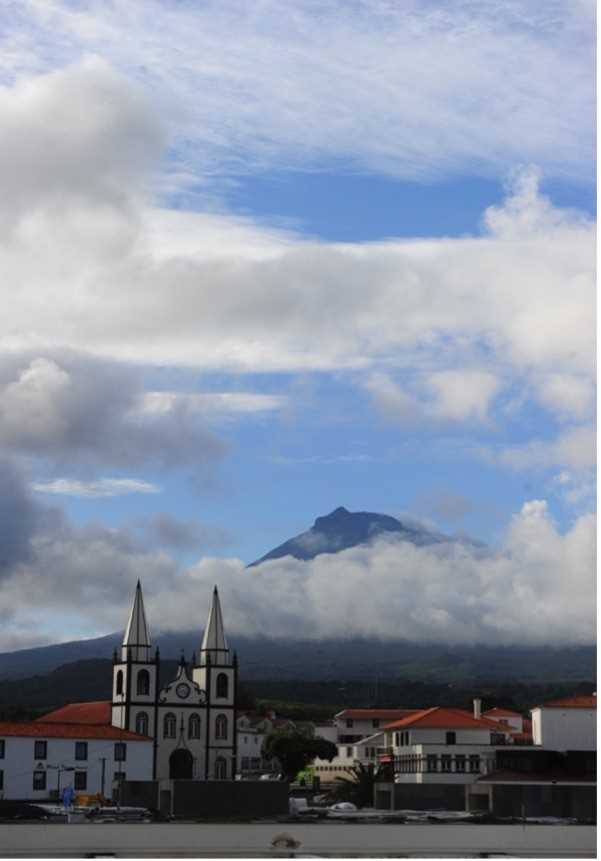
left=169, top=748, right=193, bottom=779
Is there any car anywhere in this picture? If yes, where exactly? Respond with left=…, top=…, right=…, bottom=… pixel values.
left=328, top=802, right=357, bottom=812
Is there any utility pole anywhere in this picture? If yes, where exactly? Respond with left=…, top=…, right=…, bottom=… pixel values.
left=99, top=758, right=107, bottom=800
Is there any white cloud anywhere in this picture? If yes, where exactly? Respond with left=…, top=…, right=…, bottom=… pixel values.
left=31, top=478, right=160, bottom=498
left=4, top=1, right=593, bottom=184
left=364, top=369, right=501, bottom=425
left=483, top=425, right=596, bottom=471
left=141, top=391, right=287, bottom=417
left=534, top=373, right=595, bottom=420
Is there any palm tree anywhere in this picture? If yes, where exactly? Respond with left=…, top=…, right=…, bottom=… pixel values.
left=332, top=761, right=384, bottom=808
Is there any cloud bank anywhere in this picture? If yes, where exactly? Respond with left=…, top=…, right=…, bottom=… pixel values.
left=0, top=463, right=595, bottom=650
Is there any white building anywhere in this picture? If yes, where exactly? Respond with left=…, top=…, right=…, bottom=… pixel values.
left=312, top=709, right=415, bottom=784
left=531, top=694, right=596, bottom=751
left=0, top=721, right=152, bottom=801
left=236, top=715, right=270, bottom=775
left=109, top=582, right=237, bottom=781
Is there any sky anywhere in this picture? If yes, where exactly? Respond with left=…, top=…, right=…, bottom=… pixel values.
left=0, top=0, right=596, bottom=652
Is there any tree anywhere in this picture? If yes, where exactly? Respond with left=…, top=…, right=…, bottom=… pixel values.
left=262, top=728, right=337, bottom=782
left=332, top=762, right=385, bottom=808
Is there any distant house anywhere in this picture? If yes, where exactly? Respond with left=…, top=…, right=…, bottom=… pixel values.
left=531, top=694, right=596, bottom=751
left=312, top=709, right=415, bottom=784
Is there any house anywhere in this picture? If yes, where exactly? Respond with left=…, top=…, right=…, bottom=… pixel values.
left=0, top=720, right=152, bottom=801
left=236, top=715, right=271, bottom=775
left=311, top=709, right=415, bottom=784
left=531, top=694, right=596, bottom=751
left=374, top=704, right=517, bottom=810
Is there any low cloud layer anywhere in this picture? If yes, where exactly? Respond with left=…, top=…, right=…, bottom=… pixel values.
left=0, top=462, right=595, bottom=651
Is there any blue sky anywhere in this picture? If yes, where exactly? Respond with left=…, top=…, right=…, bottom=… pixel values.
left=0, top=0, right=595, bottom=650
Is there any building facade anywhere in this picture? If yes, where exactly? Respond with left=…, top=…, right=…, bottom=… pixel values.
left=111, top=582, right=238, bottom=782
left=531, top=694, right=596, bottom=751
left=0, top=723, right=152, bottom=801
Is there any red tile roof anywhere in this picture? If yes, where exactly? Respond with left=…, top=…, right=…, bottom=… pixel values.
left=0, top=721, right=149, bottom=741
left=336, top=709, right=419, bottom=721
left=383, top=707, right=514, bottom=732
left=483, top=707, right=523, bottom=718
left=38, top=701, right=112, bottom=725
left=538, top=694, right=597, bottom=710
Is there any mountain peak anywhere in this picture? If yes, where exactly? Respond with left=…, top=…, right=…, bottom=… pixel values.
left=249, top=506, right=447, bottom=566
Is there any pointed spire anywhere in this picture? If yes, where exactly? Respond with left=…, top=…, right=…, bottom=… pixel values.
left=121, top=580, right=152, bottom=662
left=199, top=585, right=230, bottom=665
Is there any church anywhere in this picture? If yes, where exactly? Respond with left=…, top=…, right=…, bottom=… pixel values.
left=0, top=582, right=239, bottom=801
left=111, top=581, right=238, bottom=782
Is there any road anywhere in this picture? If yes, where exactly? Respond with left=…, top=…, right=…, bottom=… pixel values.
left=0, top=822, right=596, bottom=857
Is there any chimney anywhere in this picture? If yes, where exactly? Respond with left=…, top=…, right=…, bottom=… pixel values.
left=473, top=698, right=482, bottom=720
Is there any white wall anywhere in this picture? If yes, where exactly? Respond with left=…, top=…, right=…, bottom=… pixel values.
left=532, top=707, right=596, bottom=750
left=389, top=727, right=493, bottom=748
left=0, top=737, right=152, bottom=801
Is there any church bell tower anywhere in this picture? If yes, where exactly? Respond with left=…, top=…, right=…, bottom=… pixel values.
left=111, top=581, right=159, bottom=743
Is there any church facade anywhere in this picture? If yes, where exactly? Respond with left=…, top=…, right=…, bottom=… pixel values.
left=111, top=582, right=238, bottom=782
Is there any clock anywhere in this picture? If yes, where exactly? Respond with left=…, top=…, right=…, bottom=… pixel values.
left=176, top=683, right=190, bottom=699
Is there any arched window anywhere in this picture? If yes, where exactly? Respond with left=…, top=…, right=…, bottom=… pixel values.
left=214, top=756, right=227, bottom=779
left=215, top=714, right=228, bottom=740
left=189, top=713, right=201, bottom=739
left=163, top=712, right=176, bottom=739
left=135, top=712, right=149, bottom=735
left=116, top=670, right=123, bottom=696
left=136, top=669, right=150, bottom=696
left=216, top=673, right=229, bottom=699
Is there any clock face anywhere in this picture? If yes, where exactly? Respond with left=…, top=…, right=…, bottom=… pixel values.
left=176, top=683, right=190, bottom=699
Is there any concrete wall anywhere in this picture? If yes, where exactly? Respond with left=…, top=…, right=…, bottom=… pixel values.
left=374, top=780, right=466, bottom=811
left=0, top=737, right=152, bottom=801
left=491, top=784, right=596, bottom=821
left=532, top=708, right=596, bottom=751
left=173, top=779, right=289, bottom=818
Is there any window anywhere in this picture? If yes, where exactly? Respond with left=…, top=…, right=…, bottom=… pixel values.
left=135, top=712, right=149, bottom=736
left=136, top=669, right=150, bottom=696
left=163, top=712, right=176, bottom=739
left=372, top=719, right=380, bottom=728
left=0, top=770, right=3, bottom=790
left=427, top=754, right=438, bottom=772
left=189, top=713, right=201, bottom=739
left=34, top=740, right=47, bottom=760
left=114, top=771, right=126, bottom=783
left=469, top=755, right=480, bottom=773
left=114, top=742, right=127, bottom=762
left=241, top=757, right=250, bottom=770
left=116, top=670, right=123, bottom=695
left=215, top=714, right=228, bottom=740
left=455, top=755, right=466, bottom=772
left=216, top=673, right=229, bottom=698
left=75, top=742, right=88, bottom=761
left=0, top=740, right=4, bottom=758
left=446, top=731, right=456, bottom=745
left=346, top=719, right=354, bottom=728
left=214, top=756, right=227, bottom=779
left=254, top=737, right=258, bottom=744
left=33, top=770, right=46, bottom=791
left=346, top=746, right=353, bottom=758
left=441, top=755, right=452, bottom=772
left=251, top=757, right=261, bottom=769
left=74, top=771, right=87, bottom=791
left=243, top=736, right=248, bottom=744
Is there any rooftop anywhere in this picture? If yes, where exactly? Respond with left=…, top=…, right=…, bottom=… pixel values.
left=38, top=701, right=112, bottom=725
left=383, top=707, right=514, bottom=732
left=537, top=694, right=597, bottom=710
left=0, top=721, right=149, bottom=741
